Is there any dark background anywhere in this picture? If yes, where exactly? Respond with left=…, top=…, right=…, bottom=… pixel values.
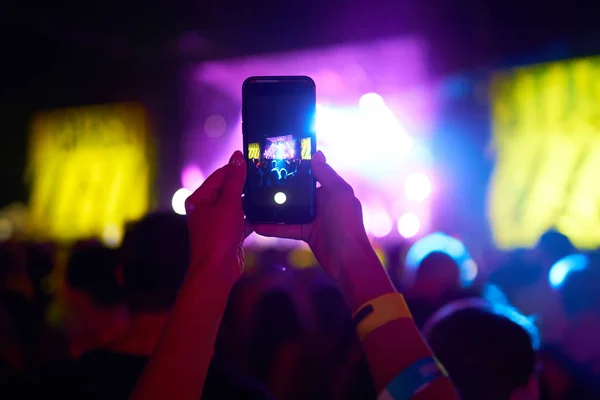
left=2, top=0, right=599, bottom=208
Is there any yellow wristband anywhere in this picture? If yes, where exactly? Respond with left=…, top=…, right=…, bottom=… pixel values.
left=352, top=293, right=412, bottom=341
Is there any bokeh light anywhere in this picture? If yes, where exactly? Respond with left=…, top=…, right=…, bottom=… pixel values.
left=204, top=114, right=227, bottom=137
left=288, top=247, right=318, bottom=269
left=405, top=232, right=477, bottom=286
left=404, top=173, right=432, bottom=202
left=315, top=99, right=413, bottom=178
left=102, top=224, right=124, bottom=248
left=172, top=188, right=192, bottom=215
left=460, top=259, right=479, bottom=284
left=0, top=217, right=13, bottom=241
left=364, top=208, right=393, bottom=238
left=548, top=253, right=589, bottom=289
left=181, top=165, right=205, bottom=191
left=397, top=212, right=421, bottom=238
left=359, top=92, right=385, bottom=113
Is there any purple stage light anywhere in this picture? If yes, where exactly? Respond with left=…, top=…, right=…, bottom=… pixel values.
left=184, top=37, right=436, bottom=246
left=181, top=164, right=205, bottom=190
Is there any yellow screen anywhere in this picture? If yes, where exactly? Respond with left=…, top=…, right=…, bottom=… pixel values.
left=301, top=137, right=312, bottom=160
left=248, top=143, right=261, bottom=159
left=27, top=103, right=153, bottom=245
left=489, top=57, right=600, bottom=249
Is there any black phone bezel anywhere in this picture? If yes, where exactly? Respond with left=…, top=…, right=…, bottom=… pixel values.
left=242, top=76, right=317, bottom=225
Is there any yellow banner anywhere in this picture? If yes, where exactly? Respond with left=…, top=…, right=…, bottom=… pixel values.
left=27, top=103, right=153, bottom=245
left=489, top=57, right=600, bottom=249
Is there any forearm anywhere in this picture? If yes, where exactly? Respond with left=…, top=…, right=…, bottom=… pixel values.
left=337, top=243, right=459, bottom=399
left=131, top=265, right=232, bottom=400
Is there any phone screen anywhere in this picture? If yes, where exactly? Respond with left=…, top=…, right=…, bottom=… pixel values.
left=242, top=77, right=316, bottom=224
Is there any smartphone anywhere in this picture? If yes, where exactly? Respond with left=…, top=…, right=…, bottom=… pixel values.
left=242, top=76, right=317, bottom=224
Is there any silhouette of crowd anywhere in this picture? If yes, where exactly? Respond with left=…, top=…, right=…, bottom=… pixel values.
left=1, top=154, right=600, bottom=400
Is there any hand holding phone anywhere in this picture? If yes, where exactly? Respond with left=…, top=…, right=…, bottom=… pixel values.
left=242, top=76, right=317, bottom=224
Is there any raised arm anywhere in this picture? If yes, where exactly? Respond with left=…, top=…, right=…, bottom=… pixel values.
left=131, top=151, right=248, bottom=400
left=255, top=151, right=459, bottom=400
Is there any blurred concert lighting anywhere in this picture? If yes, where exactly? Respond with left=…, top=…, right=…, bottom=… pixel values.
left=404, top=173, right=432, bottom=202
left=181, top=164, right=205, bottom=191
left=364, top=208, right=393, bottom=238
left=405, top=232, right=477, bottom=286
left=203, top=114, right=228, bottom=138
left=359, top=92, right=386, bottom=112
left=27, top=104, right=152, bottom=244
left=102, top=224, right=123, bottom=248
left=288, top=247, right=318, bottom=269
left=172, top=188, right=192, bottom=215
left=489, top=56, right=600, bottom=249
left=0, top=217, right=13, bottom=241
left=316, top=99, right=413, bottom=177
left=548, top=253, right=589, bottom=289
left=185, top=38, right=433, bottom=246
left=397, top=212, right=421, bottom=239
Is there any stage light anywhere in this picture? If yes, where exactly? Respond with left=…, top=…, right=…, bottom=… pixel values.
left=0, top=217, right=13, bottom=241
left=548, top=253, right=588, bottom=289
left=374, top=246, right=388, bottom=268
left=405, top=232, right=476, bottom=286
left=27, top=103, right=151, bottom=243
left=288, top=247, right=318, bottom=269
left=364, top=209, right=393, bottom=238
left=490, top=56, right=600, bottom=249
left=181, top=165, right=205, bottom=191
left=204, top=114, right=227, bottom=138
left=172, top=188, right=192, bottom=215
left=397, top=212, right=421, bottom=238
left=482, top=283, right=510, bottom=306
left=359, top=93, right=385, bottom=113
left=404, top=173, right=431, bottom=201
left=316, top=102, right=412, bottom=178
left=461, top=259, right=479, bottom=283
left=102, top=224, right=123, bottom=248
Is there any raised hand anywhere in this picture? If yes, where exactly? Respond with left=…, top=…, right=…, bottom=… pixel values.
left=254, top=151, right=372, bottom=280
left=185, top=150, right=250, bottom=286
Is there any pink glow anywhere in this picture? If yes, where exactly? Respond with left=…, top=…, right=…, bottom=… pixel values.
left=181, top=165, right=205, bottom=191
left=183, top=37, right=436, bottom=246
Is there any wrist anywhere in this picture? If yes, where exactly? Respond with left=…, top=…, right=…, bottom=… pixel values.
left=337, top=238, right=396, bottom=311
left=184, top=257, right=238, bottom=297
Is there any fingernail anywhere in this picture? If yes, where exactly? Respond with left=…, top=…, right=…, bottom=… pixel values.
left=230, top=150, right=244, bottom=167
left=313, top=150, right=326, bottom=163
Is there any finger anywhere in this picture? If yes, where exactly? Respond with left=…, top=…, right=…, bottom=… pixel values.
left=312, top=151, right=353, bottom=193
left=313, top=150, right=326, bottom=163
left=221, top=151, right=247, bottom=203
left=185, top=165, right=227, bottom=212
left=254, top=224, right=306, bottom=241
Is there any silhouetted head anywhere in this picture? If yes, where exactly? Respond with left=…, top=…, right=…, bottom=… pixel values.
left=535, top=229, right=575, bottom=269
left=249, top=290, right=303, bottom=382
left=121, top=213, right=189, bottom=313
left=312, top=286, right=351, bottom=336
left=424, top=299, right=539, bottom=400
left=558, top=259, right=600, bottom=373
left=66, top=241, right=122, bottom=307
left=412, top=251, right=461, bottom=300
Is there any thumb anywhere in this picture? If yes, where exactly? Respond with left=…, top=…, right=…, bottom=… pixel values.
left=221, top=150, right=246, bottom=203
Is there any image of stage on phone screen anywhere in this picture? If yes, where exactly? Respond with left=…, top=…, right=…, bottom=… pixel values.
left=248, top=135, right=312, bottom=189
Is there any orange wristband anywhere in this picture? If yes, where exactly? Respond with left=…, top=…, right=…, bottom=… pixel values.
left=352, top=293, right=412, bottom=341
